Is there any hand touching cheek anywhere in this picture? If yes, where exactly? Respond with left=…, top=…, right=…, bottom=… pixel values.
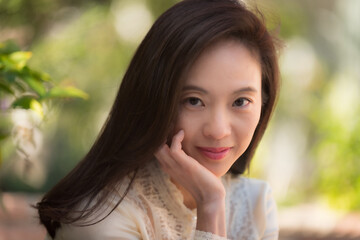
left=155, top=129, right=227, bottom=236
left=155, top=130, right=226, bottom=204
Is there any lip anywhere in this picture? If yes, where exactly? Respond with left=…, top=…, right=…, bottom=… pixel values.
left=197, top=147, right=231, bottom=160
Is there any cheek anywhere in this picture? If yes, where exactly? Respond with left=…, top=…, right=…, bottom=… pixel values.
left=175, top=111, right=197, bottom=135
left=236, top=109, right=261, bottom=142
left=174, top=111, right=202, bottom=147
left=248, top=102, right=262, bottom=129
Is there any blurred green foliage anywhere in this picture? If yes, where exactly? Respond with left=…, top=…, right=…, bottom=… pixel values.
left=0, top=42, right=88, bottom=198
left=310, top=80, right=360, bottom=210
left=268, top=0, right=360, bottom=211
left=0, top=0, right=112, bottom=42
left=0, top=41, right=88, bottom=103
left=0, top=41, right=88, bottom=168
left=0, top=0, right=359, bottom=212
left=0, top=0, right=177, bottom=192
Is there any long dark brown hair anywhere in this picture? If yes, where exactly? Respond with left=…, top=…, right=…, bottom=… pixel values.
left=36, top=0, right=281, bottom=237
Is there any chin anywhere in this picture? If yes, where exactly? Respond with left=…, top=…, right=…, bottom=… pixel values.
left=202, top=163, right=229, bottom=178
left=211, top=170, right=228, bottom=178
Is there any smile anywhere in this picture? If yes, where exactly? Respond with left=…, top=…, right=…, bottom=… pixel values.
left=197, top=147, right=231, bottom=160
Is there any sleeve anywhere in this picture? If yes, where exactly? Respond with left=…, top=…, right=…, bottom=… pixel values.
left=249, top=181, right=279, bottom=240
left=53, top=198, right=151, bottom=240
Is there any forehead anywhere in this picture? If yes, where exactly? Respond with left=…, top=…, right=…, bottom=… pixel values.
left=183, top=39, right=262, bottom=90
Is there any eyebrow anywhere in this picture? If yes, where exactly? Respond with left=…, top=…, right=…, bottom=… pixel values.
left=233, top=86, right=258, bottom=94
left=182, top=85, right=208, bottom=93
left=182, top=85, right=258, bottom=94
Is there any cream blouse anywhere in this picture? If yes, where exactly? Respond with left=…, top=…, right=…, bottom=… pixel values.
left=51, top=161, right=278, bottom=240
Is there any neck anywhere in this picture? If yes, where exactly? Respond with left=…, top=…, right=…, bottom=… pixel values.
left=171, top=178, right=197, bottom=209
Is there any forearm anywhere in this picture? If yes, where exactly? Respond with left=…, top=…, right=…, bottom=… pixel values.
left=196, top=198, right=226, bottom=237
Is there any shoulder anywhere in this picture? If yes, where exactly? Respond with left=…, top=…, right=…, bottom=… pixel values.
left=223, top=175, right=275, bottom=220
left=223, top=175, right=279, bottom=239
left=223, top=174, right=273, bottom=205
left=243, top=177, right=273, bottom=207
left=53, top=194, right=149, bottom=240
left=241, top=178, right=275, bottom=220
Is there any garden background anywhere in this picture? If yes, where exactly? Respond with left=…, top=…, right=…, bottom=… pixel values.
left=0, top=0, right=359, bottom=239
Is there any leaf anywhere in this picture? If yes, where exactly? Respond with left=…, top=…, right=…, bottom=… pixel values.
left=0, top=40, right=20, bottom=54
left=0, top=56, right=16, bottom=70
left=30, top=69, right=51, bottom=82
left=21, top=67, right=51, bottom=82
left=11, top=96, right=43, bottom=117
left=29, top=99, right=44, bottom=118
left=0, top=81, right=15, bottom=95
left=8, top=51, right=32, bottom=70
left=22, top=76, right=47, bottom=97
left=13, top=78, right=27, bottom=92
left=12, top=95, right=35, bottom=109
left=46, top=86, right=89, bottom=100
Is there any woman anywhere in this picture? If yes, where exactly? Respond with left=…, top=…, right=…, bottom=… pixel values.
left=37, top=0, right=281, bottom=239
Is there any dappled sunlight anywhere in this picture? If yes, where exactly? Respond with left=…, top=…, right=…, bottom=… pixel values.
left=326, top=73, right=359, bottom=125
left=263, top=121, right=308, bottom=201
left=10, top=109, right=46, bottom=187
left=251, top=0, right=360, bottom=213
left=112, top=1, right=153, bottom=44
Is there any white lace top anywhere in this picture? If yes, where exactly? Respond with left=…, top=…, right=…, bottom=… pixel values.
left=52, top=161, right=278, bottom=240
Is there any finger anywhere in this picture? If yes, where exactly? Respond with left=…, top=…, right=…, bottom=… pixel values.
left=170, top=130, right=184, bottom=152
left=171, top=129, right=184, bottom=150
left=155, top=143, right=184, bottom=174
left=170, top=130, right=185, bottom=158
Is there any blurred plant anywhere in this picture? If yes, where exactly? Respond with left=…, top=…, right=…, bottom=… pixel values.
left=311, top=78, right=360, bottom=211
left=0, top=0, right=112, bottom=44
left=0, top=40, right=88, bottom=176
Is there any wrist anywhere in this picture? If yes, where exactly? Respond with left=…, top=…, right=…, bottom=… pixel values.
left=194, top=185, right=226, bottom=205
left=198, top=197, right=225, bottom=214
left=196, top=198, right=226, bottom=237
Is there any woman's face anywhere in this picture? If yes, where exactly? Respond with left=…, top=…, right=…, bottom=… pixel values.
left=174, top=39, right=262, bottom=177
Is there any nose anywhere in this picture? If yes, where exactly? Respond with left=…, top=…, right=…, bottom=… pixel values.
left=203, top=110, right=231, bottom=140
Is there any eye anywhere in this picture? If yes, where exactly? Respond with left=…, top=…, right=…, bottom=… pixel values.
left=184, top=97, right=204, bottom=107
left=233, top=98, right=251, bottom=107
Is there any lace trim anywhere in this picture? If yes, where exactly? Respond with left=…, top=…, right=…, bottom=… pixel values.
left=115, top=176, right=157, bottom=239
left=128, top=192, right=157, bottom=239
left=194, top=230, right=228, bottom=240
left=133, top=160, right=196, bottom=239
